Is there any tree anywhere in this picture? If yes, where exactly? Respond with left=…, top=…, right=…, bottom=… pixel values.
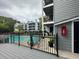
left=0, top=16, right=19, bottom=32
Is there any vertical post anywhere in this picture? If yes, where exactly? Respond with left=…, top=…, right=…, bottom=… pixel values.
left=12, top=34, right=13, bottom=43
left=18, top=33, right=20, bottom=46
left=14, top=35, right=15, bottom=43
left=72, top=21, right=74, bottom=53
left=9, top=34, right=10, bottom=43
left=56, top=33, right=59, bottom=57
left=13, top=34, right=15, bottom=43
left=10, top=34, right=12, bottom=43
left=42, top=0, right=44, bottom=37
left=30, top=32, right=33, bottom=49
left=13, top=34, right=14, bottom=43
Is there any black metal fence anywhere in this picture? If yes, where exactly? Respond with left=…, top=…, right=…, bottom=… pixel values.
left=0, top=32, right=59, bottom=56
left=31, top=34, right=58, bottom=56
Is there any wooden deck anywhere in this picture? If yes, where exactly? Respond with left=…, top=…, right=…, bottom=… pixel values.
left=0, top=44, right=65, bottom=59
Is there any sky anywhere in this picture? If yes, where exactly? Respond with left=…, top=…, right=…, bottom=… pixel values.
left=0, top=0, right=42, bottom=23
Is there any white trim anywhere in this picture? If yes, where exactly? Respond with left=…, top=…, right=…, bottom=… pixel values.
left=53, top=24, right=56, bottom=35
left=43, top=3, right=53, bottom=8
left=54, top=17, right=79, bottom=26
left=72, top=21, right=74, bottom=53
left=43, top=21, right=54, bottom=24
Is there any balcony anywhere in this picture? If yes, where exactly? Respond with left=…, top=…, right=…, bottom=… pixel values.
left=43, top=0, right=53, bottom=5
left=43, top=16, right=53, bottom=24
left=43, top=6, right=53, bottom=18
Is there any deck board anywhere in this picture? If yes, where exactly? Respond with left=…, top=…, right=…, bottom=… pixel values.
left=0, top=44, right=65, bottom=59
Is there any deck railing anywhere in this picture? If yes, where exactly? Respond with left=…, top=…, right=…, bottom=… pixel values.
left=0, top=32, right=59, bottom=57
left=43, top=0, right=53, bottom=6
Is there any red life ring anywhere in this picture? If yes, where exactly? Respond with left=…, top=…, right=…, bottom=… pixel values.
left=61, top=25, right=68, bottom=37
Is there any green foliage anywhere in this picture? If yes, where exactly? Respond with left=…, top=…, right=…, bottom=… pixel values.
left=48, top=36, right=55, bottom=47
left=0, top=16, right=19, bottom=32
left=16, top=25, right=23, bottom=31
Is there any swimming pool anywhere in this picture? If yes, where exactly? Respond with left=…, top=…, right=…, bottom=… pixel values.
left=9, top=35, right=40, bottom=44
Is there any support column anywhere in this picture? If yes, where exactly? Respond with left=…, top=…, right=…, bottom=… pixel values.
left=72, top=21, right=74, bottom=53
left=42, top=0, right=44, bottom=37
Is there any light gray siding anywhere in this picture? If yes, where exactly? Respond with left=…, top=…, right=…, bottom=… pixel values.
left=54, top=0, right=79, bottom=23
left=56, top=22, right=72, bottom=51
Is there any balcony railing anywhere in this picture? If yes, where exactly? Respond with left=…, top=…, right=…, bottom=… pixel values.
left=43, top=0, right=53, bottom=5
left=43, top=16, right=53, bottom=22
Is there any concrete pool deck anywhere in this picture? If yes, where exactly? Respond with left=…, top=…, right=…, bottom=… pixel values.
left=0, top=44, right=66, bottom=59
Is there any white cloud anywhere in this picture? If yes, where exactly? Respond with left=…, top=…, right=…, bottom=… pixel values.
left=0, top=0, right=42, bottom=23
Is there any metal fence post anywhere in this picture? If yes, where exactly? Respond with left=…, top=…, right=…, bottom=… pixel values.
left=10, top=34, right=12, bottom=43
left=12, top=34, right=13, bottom=43
left=56, top=33, right=59, bottom=57
left=13, top=34, right=15, bottom=43
left=18, top=33, right=20, bottom=46
left=30, top=32, right=33, bottom=49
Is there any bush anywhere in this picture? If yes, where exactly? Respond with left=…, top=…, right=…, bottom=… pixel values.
left=48, top=37, right=55, bottom=47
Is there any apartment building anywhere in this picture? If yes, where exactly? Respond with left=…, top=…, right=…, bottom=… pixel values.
left=26, top=21, right=39, bottom=31
left=42, top=0, right=79, bottom=53
left=54, top=0, right=79, bottom=53
left=42, top=0, right=54, bottom=35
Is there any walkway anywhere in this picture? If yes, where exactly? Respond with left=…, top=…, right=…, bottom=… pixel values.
left=59, top=50, right=79, bottom=59
left=0, top=44, right=65, bottom=59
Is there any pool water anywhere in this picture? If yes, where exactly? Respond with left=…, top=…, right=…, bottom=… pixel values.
left=9, top=35, right=40, bottom=44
